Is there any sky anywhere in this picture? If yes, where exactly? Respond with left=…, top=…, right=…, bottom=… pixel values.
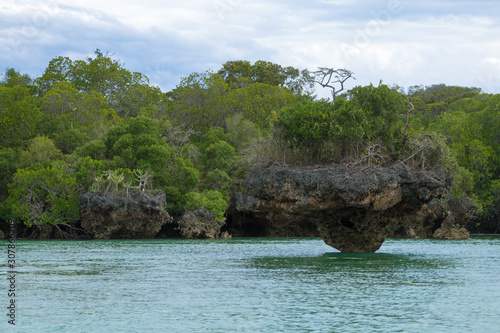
left=1, top=0, right=500, bottom=97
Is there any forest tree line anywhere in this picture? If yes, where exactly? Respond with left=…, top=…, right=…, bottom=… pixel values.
left=0, top=50, right=498, bottom=232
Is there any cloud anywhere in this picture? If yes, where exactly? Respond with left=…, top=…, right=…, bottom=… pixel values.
left=1, top=0, right=499, bottom=94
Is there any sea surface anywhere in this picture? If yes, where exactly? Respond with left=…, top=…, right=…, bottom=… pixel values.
left=1, top=236, right=499, bottom=332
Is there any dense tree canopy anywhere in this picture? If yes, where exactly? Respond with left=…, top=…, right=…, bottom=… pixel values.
left=218, top=60, right=313, bottom=95
left=0, top=52, right=497, bottom=233
left=0, top=85, right=40, bottom=148
left=275, top=83, right=408, bottom=161
left=33, top=50, right=152, bottom=117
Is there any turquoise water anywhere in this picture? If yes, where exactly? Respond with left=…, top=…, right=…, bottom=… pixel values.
left=1, top=236, right=499, bottom=332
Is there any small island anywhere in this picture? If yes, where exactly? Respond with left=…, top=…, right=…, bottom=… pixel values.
left=0, top=52, right=497, bottom=251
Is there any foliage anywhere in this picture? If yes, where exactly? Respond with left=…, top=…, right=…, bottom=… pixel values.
left=18, top=136, right=63, bottom=169
left=0, top=85, right=41, bottom=148
left=0, top=52, right=498, bottom=230
left=1, top=162, right=78, bottom=226
left=275, top=83, right=407, bottom=163
left=168, top=70, right=298, bottom=131
left=347, top=83, right=407, bottom=145
left=202, top=140, right=235, bottom=173
left=225, top=83, right=297, bottom=128
left=404, top=133, right=457, bottom=171
left=103, top=116, right=171, bottom=185
left=407, top=84, right=483, bottom=129
left=114, top=83, right=168, bottom=118
left=408, top=84, right=481, bottom=105
left=74, top=156, right=107, bottom=191
left=92, top=169, right=135, bottom=194
left=425, top=94, right=500, bottom=209
left=238, top=135, right=294, bottom=167
left=218, top=60, right=314, bottom=95
left=74, top=139, right=107, bottom=160
left=1, top=68, right=32, bottom=87
left=224, top=114, right=261, bottom=150
left=34, top=50, right=151, bottom=117
left=203, top=169, right=233, bottom=194
left=40, top=81, right=118, bottom=145
left=171, top=160, right=201, bottom=193
left=181, top=190, right=228, bottom=221
left=55, top=128, right=90, bottom=155
left=275, top=99, right=337, bottom=161
left=0, top=148, right=18, bottom=195
left=167, top=71, right=230, bottom=131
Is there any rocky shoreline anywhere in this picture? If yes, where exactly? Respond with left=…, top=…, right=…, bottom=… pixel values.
left=1, top=165, right=475, bottom=252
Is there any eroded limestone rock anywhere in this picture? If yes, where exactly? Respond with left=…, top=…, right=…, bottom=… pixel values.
left=231, top=164, right=455, bottom=253
left=433, top=213, right=469, bottom=240
left=79, top=190, right=170, bottom=239
left=176, top=207, right=231, bottom=239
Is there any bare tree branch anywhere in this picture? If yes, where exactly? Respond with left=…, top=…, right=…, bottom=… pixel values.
left=311, top=67, right=355, bottom=101
left=161, top=124, right=197, bottom=156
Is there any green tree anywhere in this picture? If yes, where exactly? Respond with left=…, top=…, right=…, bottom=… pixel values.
left=275, top=99, right=337, bottom=161
left=0, top=148, right=18, bottom=198
left=1, top=68, right=32, bottom=87
left=74, top=156, right=107, bottom=192
left=224, top=114, right=261, bottom=150
left=347, top=83, right=407, bottom=145
left=74, top=139, right=107, bottom=160
left=168, top=71, right=231, bottom=131
left=408, top=84, right=481, bottom=105
left=18, top=136, right=63, bottom=169
left=34, top=50, right=150, bottom=117
left=40, top=81, right=118, bottom=149
left=169, top=67, right=300, bottom=131
left=202, top=141, right=235, bottom=173
left=203, top=169, right=232, bottom=194
left=103, top=116, right=172, bottom=186
left=275, top=83, right=409, bottom=162
left=114, top=83, right=169, bottom=118
left=1, top=162, right=79, bottom=226
left=225, top=83, right=297, bottom=128
left=0, top=85, right=41, bottom=148
left=218, top=60, right=313, bottom=95
left=181, top=190, right=228, bottom=221
left=429, top=94, right=500, bottom=209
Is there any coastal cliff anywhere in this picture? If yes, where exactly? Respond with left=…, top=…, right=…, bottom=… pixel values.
left=229, top=164, right=466, bottom=252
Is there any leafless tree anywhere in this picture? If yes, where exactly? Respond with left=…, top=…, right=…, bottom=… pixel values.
left=353, top=143, right=387, bottom=167
left=161, top=124, right=197, bottom=156
left=311, top=67, right=355, bottom=101
left=134, top=169, right=154, bottom=192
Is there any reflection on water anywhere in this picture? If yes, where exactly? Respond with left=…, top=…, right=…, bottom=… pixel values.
left=0, top=236, right=499, bottom=332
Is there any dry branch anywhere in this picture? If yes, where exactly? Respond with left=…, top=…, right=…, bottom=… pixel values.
left=311, top=67, right=355, bottom=101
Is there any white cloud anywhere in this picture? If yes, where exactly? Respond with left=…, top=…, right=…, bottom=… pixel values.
left=1, top=0, right=499, bottom=94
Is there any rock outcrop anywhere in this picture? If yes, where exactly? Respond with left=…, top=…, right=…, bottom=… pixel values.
left=432, top=213, right=469, bottom=240
left=176, top=207, right=231, bottom=239
left=230, top=164, right=458, bottom=253
left=79, top=190, right=170, bottom=239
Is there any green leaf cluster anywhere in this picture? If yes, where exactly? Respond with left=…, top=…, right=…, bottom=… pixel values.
left=0, top=162, right=78, bottom=226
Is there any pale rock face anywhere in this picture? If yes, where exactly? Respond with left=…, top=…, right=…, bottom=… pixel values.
left=176, top=207, right=231, bottom=239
